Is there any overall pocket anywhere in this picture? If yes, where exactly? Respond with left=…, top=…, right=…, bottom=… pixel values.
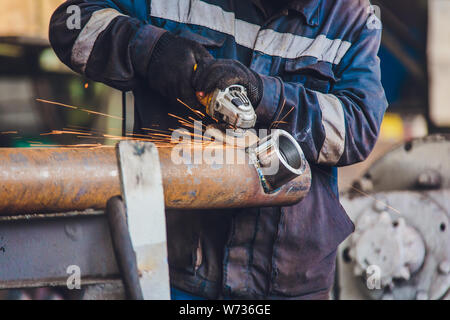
left=269, top=167, right=354, bottom=297
left=284, top=57, right=337, bottom=93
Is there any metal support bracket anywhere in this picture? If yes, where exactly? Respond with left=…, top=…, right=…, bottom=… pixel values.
left=115, top=141, right=170, bottom=300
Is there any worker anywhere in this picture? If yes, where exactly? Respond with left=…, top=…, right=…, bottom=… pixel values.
left=49, top=0, right=388, bottom=300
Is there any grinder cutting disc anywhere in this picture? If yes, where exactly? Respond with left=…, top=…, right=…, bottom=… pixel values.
left=203, top=124, right=259, bottom=149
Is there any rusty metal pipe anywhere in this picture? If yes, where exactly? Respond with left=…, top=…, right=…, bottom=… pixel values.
left=0, top=146, right=311, bottom=216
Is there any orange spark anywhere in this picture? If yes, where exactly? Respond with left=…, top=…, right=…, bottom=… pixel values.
left=36, top=99, right=123, bottom=120
left=41, top=130, right=92, bottom=136
left=79, top=108, right=123, bottom=120
left=176, top=98, right=206, bottom=118
left=36, top=99, right=77, bottom=109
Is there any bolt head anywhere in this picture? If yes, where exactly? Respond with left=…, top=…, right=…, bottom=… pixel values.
left=382, top=293, right=394, bottom=300
left=417, top=170, right=442, bottom=189
left=397, top=267, right=411, bottom=281
left=373, top=200, right=387, bottom=212
left=416, top=291, right=428, bottom=300
left=379, top=211, right=392, bottom=224
left=439, top=260, right=450, bottom=275
left=353, top=265, right=364, bottom=276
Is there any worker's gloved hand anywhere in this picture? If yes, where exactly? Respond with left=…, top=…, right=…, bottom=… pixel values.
left=147, top=32, right=213, bottom=106
left=193, top=59, right=263, bottom=107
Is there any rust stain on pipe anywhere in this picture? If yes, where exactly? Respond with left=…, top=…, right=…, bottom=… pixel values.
left=0, top=147, right=120, bottom=216
left=0, top=146, right=311, bottom=216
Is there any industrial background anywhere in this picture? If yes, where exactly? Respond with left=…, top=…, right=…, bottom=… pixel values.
left=0, top=0, right=449, bottom=300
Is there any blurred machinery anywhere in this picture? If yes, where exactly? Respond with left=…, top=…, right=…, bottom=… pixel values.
left=0, top=1, right=121, bottom=148
left=337, top=135, right=450, bottom=300
left=0, top=36, right=119, bottom=148
left=334, top=0, right=450, bottom=300
left=0, top=1, right=63, bottom=40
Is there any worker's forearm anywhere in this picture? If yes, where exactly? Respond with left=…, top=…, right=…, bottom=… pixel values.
left=255, top=73, right=387, bottom=167
left=49, top=0, right=166, bottom=91
left=255, top=24, right=387, bottom=167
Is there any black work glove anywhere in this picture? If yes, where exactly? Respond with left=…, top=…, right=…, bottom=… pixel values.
left=147, top=32, right=213, bottom=106
left=193, top=59, right=263, bottom=107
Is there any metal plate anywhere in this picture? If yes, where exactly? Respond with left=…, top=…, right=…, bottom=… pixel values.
left=337, top=189, right=450, bottom=300
left=117, top=141, right=170, bottom=300
left=0, top=213, right=119, bottom=289
left=351, top=135, right=450, bottom=193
